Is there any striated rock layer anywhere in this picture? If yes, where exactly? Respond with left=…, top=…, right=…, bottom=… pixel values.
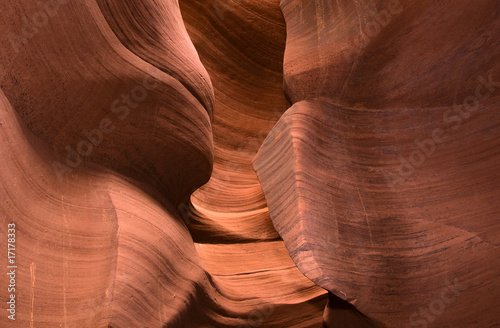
left=254, top=0, right=500, bottom=327
left=1, top=0, right=325, bottom=327
left=178, top=0, right=288, bottom=243
left=1, top=0, right=499, bottom=327
left=0, top=0, right=214, bottom=206
left=177, top=0, right=328, bottom=325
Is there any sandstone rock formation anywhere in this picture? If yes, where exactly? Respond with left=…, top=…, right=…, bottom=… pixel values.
left=254, top=0, right=500, bottom=327
left=0, top=0, right=499, bottom=327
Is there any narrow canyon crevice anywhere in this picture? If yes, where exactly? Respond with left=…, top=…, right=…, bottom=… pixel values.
left=0, top=0, right=499, bottom=327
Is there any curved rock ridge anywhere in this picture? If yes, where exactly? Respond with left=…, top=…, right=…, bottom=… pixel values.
left=178, top=0, right=289, bottom=243
left=96, top=0, right=215, bottom=114
left=1, top=0, right=499, bottom=327
left=0, top=0, right=213, bottom=206
left=254, top=98, right=500, bottom=326
left=177, top=0, right=329, bottom=325
left=0, top=90, right=204, bottom=327
left=0, top=54, right=323, bottom=328
left=254, top=0, right=500, bottom=326
left=1, top=0, right=327, bottom=327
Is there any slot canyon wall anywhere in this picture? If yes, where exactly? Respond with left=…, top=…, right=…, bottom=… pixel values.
left=0, top=0, right=499, bottom=327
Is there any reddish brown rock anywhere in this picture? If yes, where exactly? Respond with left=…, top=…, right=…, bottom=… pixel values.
left=254, top=0, right=500, bottom=327
left=1, top=0, right=499, bottom=327
left=178, top=0, right=288, bottom=243
left=177, top=0, right=328, bottom=325
left=281, top=0, right=499, bottom=109
left=0, top=0, right=213, bottom=206
left=254, top=98, right=500, bottom=326
left=0, top=0, right=326, bottom=327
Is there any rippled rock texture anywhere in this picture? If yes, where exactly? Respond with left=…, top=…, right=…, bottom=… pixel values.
left=255, top=0, right=500, bottom=327
left=0, top=0, right=499, bottom=327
